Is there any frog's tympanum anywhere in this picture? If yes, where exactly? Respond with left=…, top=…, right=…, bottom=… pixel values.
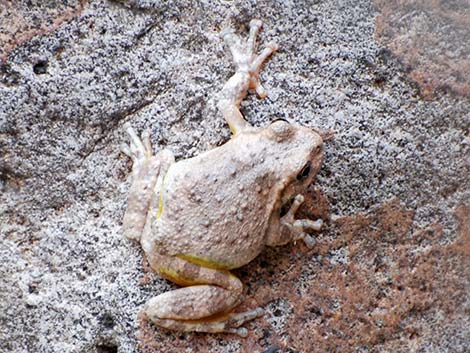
left=121, top=20, right=324, bottom=337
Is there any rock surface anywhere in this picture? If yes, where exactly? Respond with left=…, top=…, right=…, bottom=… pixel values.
left=374, top=0, right=470, bottom=98
left=1, top=0, right=469, bottom=352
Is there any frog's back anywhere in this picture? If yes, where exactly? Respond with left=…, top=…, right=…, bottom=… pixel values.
left=151, top=132, right=280, bottom=269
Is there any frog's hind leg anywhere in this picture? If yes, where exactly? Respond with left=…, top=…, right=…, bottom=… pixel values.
left=144, top=254, right=264, bottom=337
left=218, top=19, right=278, bottom=135
left=121, top=123, right=174, bottom=241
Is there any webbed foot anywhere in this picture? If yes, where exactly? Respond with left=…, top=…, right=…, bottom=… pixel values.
left=220, top=19, right=278, bottom=98
left=281, top=194, right=323, bottom=248
left=121, top=122, right=154, bottom=177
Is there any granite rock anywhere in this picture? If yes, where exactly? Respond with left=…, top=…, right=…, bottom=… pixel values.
left=1, top=1, right=469, bottom=352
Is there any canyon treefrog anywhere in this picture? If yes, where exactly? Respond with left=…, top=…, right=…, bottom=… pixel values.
left=121, top=19, right=324, bottom=337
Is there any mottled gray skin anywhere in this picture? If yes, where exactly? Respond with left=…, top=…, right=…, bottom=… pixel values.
left=121, top=20, right=324, bottom=336
left=150, top=123, right=323, bottom=268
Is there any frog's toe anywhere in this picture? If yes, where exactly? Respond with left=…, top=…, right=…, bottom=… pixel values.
left=249, top=18, right=263, bottom=30
left=251, top=41, right=278, bottom=72
left=223, top=307, right=265, bottom=336
left=294, top=218, right=323, bottom=231
left=301, top=233, right=317, bottom=249
left=292, top=219, right=322, bottom=248
left=247, top=34, right=278, bottom=96
left=228, top=308, right=265, bottom=326
left=120, top=143, right=131, bottom=157
left=123, top=123, right=154, bottom=162
left=252, top=79, right=267, bottom=99
left=247, top=19, right=263, bottom=51
left=228, top=327, right=248, bottom=337
left=281, top=194, right=305, bottom=223
left=141, top=129, right=152, bottom=153
left=220, top=27, right=238, bottom=45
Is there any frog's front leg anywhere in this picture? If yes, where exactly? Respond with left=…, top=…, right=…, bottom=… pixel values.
left=144, top=253, right=264, bottom=337
left=267, top=194, right=323, bottom=248
left=121, top=123, right=174, bottom=240
left=218, top=19, right=278, bottom=134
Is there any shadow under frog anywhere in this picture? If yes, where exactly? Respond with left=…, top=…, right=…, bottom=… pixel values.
left=121, top=19, right=324, bottom=337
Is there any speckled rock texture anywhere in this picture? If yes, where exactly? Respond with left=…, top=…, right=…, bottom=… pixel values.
left=374, top=0, right=470, bottom=98
left=1, top=1, right=469, bottom=352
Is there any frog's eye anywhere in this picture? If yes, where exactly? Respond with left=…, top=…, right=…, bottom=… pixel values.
left=271, top=118, right=291, bottom=124
left=296, top=161, right=311, bottom=181
left=268, top=119, right=293, bottom=141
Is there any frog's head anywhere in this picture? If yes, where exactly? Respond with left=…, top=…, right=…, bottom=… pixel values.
left=264, top=119, right=324, bottom=205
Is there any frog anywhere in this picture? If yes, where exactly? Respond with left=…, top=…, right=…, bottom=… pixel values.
left=121, top=19, right=324, bottom=337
